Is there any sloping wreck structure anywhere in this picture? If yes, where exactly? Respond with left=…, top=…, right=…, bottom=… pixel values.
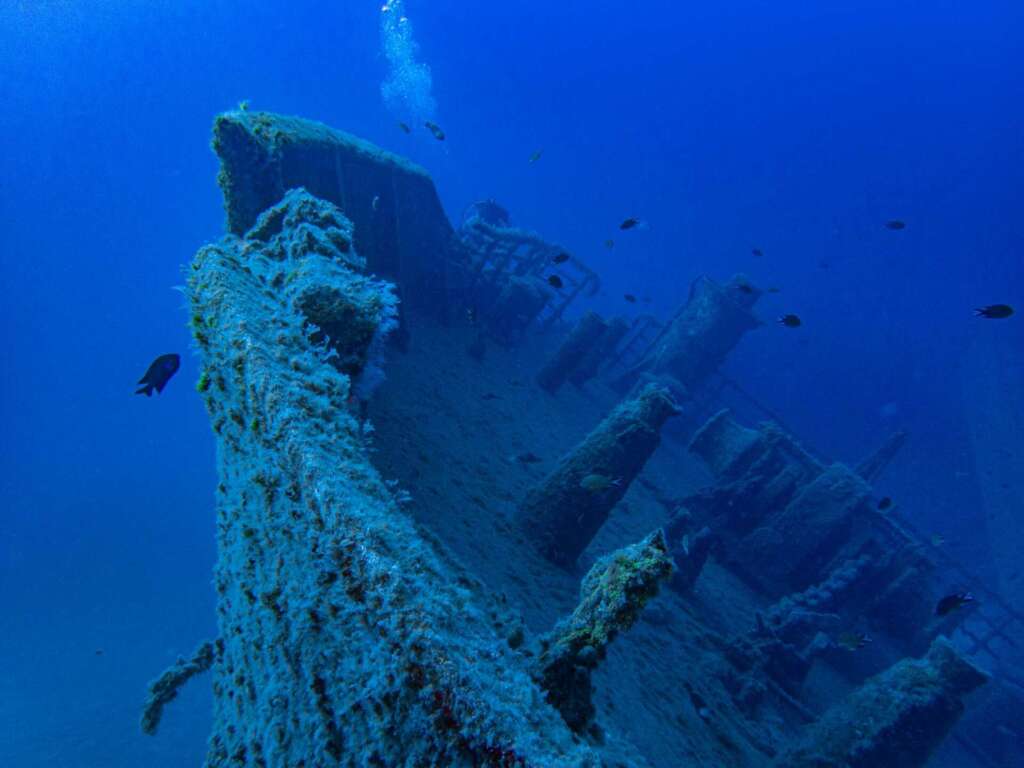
left=143, top=110, right=1010, bottom=767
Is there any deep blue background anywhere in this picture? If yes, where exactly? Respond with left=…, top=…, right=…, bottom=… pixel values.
left=1, top=1, right=1021, bottom=765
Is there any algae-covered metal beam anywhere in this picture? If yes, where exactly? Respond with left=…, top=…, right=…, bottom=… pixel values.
left=519, top=384, right=680, bottom=567
left=775, top=638, right=987, bottom=768
left=177, top=188, right=602, bottom=767
left=536, top=531, right=673, bottom=733
left=537, top=311, right=608, bottom=394
left=613, top=274, right=762, bottom=393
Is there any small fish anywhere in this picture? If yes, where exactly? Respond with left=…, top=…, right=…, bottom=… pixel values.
left=877, top=496, right=893, bottom=511
left=766, top=287, right=781, bottom=294
left=778, top=314, right=802, bottom=328
left=372, top=195, right=380, bottom=211
left=516, top=451, right=543, bottom=464
left=481, top=392, right=502, bottom=401
left=466, top=306, right=477, bottom=325
left=619, top=218, right=640, bottom=230
left=424, top=121, right=446, bottom=141
left=681, top=534, right=690, bottom=556
left=94, top=648, right=105, bottom=656
left=818, top=259, right=830, bottom=270
left=547, top=275, right=564, bottom=289
left=623, top=294, right=637, bottom=303
left=642, top=296, right=652, bottom=303
left=604, top=239, right=615, bottom=249
left=529, top=149, right=543, bottom=163
left=935, top=591, right=974, bottom=617
left=752, top=248, right=764, bottom=257
left=398, top=122, right=411, bottom=134
left=580, top=473, right=622, bottom=492
left=930, top=534, right=946, bottom=547
left=551, top=252, right=570, bottom=264
left=975, top=304, right=1013, bottom=319
left=136, top=353, right=180, bottom=397
left=884, top=220, right=906, bottom=230
left=737, top=283, right=754, bottom=294
left=836, top=631, right=872, bottom=651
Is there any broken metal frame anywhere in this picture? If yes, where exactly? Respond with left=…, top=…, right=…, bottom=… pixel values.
left=457, top=217, right=601, bottom=330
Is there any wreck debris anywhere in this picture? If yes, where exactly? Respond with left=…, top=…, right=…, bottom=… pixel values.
left=612, top=274, right=762, bottom=393
left=536, top=531, right=673, bottom=732
left=211, top=110, right=455, bottom=317
left=663, top=508, right=714, bottom=593
left=458, top=215, right=601, bottom=335
left=855, top=429, right=908, bottom=483
left=140, top=640, right=216, bottom=736
left=569, top=316, right=631, bottom=388
left=176, top=188, right=605, bottom=767
left=519, top=384, right=681, bottom=567
left=683, top=410, right=946, bottom=653
left=537, top=311, right=609, bottom=393
left=775, top=638, right=988, bottom=768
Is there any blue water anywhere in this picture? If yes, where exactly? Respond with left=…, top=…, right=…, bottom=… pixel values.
left=1, top=2, right=1021, bottom=766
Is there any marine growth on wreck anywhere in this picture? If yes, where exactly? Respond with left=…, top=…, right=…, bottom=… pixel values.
left=123, top=109, right=1020, bottom=768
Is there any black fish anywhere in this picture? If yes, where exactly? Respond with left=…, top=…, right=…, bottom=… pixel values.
left=778, top=314, right=802, bottom=328
left=424, top=121, right=445, bottom=141
left=551, top=252, right=570, bottom=264
left=547, top=275, right=564, bottom=289
left=737, top=283, right=754, bottom=294
left=481, top=392, right=502, bottom=401
left=136, top=353, right=180, bottom=396
left=516, top=451, right=543, bottom=464
left=975, top=304, right=1013, bottom=319
left=619, top=218, right=639, bottom=230
left=752, top=248, right=764, bottom=257
left=767, top=287, right=781, bottom=294
left=877, top=496, right=892, bottom=511
left=935, top=591, right=974, bottom=617
left=604, top=239, right=615, bottom=249
left=398, top=122, right=411, bottom=134
left=885, top=220, right=906, bottom=230
left=624, top=293, right=637, bottom=303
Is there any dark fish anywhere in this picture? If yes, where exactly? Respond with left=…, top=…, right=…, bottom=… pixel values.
left=547, top=275, right=564, bottom=289
left=752, top=248, right=764, bottom=257
left=975, top=304, right=1014, bottom=319
left=935, top=591, right=974, bottom=617
left=836, top=631, right=872, bottom=652
left=481, top=392, right=502, bottom=401
left=877, top=496, right=893, bottom=511
left=737, top=283, right=754, bottom=294
left=642, top=296, right=652, bottom=303
left=604, top=239, right=615, bottom=249
left=778, top=314, right=802, bottom=328
left=424, top=121, right=446, bottom=141
left=136, top=353, right=180, bottom=396
left=516, top=451, right=543, bottom=464
left=551, top=252, right=570, bottom=264
left=529, top=149, right=543, bottom=163
left=766, top=287, right=781, bottom=294
left=619, top=218, right=640, bottom=230
left=624, top=294, right=637, bottom=303
left=398, top=122, right=411, bottom=134
left=885, top=220, right=906, bottom=230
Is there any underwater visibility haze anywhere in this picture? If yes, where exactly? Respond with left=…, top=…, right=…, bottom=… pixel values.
left=1, top=1, right=1022, bottom=766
